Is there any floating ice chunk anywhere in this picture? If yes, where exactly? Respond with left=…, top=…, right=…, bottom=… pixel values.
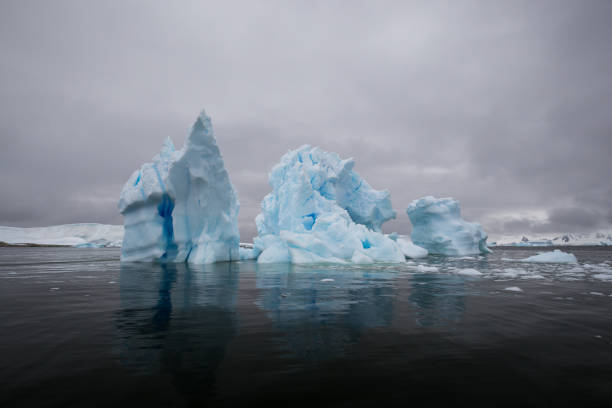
left=321, top=278, right=335, bottom=282
left=457, top=268, right=482, bottom=276
left=504, top=286, right=523, bottom=292
left=415, top=265, right=439, bottom=273
left=396, top=237, right=428, bottom=258
left=253, top=145, right=404, bottom=264
left=498, top=268, right=528, bottom=278
left=521, top=274, right=545, bottom=280
left=519, top=249, right=577, bottom=264
left=589, top=292, right=604, bottom=296
left=406, top=196, right=490, bottom=256
left=593, top=274, right=612, bottom=281
left=118, top=110, right=240, bottom=264
left=590, top=265, right=612, bottom=273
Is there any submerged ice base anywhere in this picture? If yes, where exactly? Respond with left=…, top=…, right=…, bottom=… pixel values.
left=118, top=111, right=240, bottom=264
left=407, top=196, right=490, bottom=256
left=253, top=145, right=405, bottom=264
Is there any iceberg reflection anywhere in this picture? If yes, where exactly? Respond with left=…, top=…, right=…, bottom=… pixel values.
left=255, top=263, right=397, bottom=360
left=409, top=273, right=467, bottom=327
left=115, top=262, right=239, bottom=394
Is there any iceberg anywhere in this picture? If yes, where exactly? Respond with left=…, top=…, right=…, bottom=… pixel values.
left=406, top=196, right=490, bottom=256
left=519, top=249, right=577, bottom=264
left=252, top=145, right=405, bottom=263
left=0, top=223, right=124, bottom=247
left=118, top=110, right=240, bottom=264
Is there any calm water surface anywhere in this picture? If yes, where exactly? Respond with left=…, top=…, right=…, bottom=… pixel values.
left=1, top=247, right=612, bottom=407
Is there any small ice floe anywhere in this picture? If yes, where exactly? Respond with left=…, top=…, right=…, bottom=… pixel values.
left=108, top=281, right=116, bottom=284
left=593, top=274, right=612, bottom=281
left=521, top=274, right=545, bottom=280
left=320, top=278, right=335, bottom=282
left=457, top=268, right=482, bottom=276
left=415, top=265, right=439, bottom=273
left=50, top=287, right=60, bottom=291
left=589, top=292, right=605, bottom=296
left=454, top=256, right=476, bottom=260
left=504, top=286, right=523, bottom=292
left=519, top=249, right=577, bottom=264
left=595, top=335, right=602, bottom=339
left=497, top=268, right=527, bottom=278
left=590, top=264, right=612, bottom=273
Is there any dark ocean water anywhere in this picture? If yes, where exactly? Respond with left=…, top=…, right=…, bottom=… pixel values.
left=1, top=247, right=612, bottom=407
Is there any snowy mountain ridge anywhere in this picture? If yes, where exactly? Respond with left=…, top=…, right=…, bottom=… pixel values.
left=489, top=230, right=612, bottom=247
left=0, top=224, right=124, bottom=248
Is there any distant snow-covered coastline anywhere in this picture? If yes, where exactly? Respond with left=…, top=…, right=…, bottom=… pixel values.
left=2, top=224, right=612, bottom=249
left=0, top=224, right=124, bottom=248
left=489, top=231, right=612, bottom=247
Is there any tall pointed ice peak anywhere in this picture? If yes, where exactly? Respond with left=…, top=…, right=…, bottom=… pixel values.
left=186, top=110, right=216, bottom=148
left=153, top=137, right=175, bottom=164
left=118, top=110, right=240, bottom=264
left=161, top=137, right=175, bottom=153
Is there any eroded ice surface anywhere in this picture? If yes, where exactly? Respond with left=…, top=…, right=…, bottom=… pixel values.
left=395, top=236, right=428, bottom=259
left=118, top=111, right=240, bottom=264
left=407, top=196, right=490, bottom=256
left=253, top=145, right=404, bottom=264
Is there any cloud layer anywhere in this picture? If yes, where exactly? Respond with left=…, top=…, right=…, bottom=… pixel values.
left=1, top=0, right=611, bottom=240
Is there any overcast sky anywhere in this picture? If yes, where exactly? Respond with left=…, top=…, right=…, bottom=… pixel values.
left=1, top=0, right=611, bottom=240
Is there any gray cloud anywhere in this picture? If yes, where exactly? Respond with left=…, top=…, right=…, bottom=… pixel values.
left=1, top=0, right=611, bottom=240
left=547, top=207, right=602, bottom=231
